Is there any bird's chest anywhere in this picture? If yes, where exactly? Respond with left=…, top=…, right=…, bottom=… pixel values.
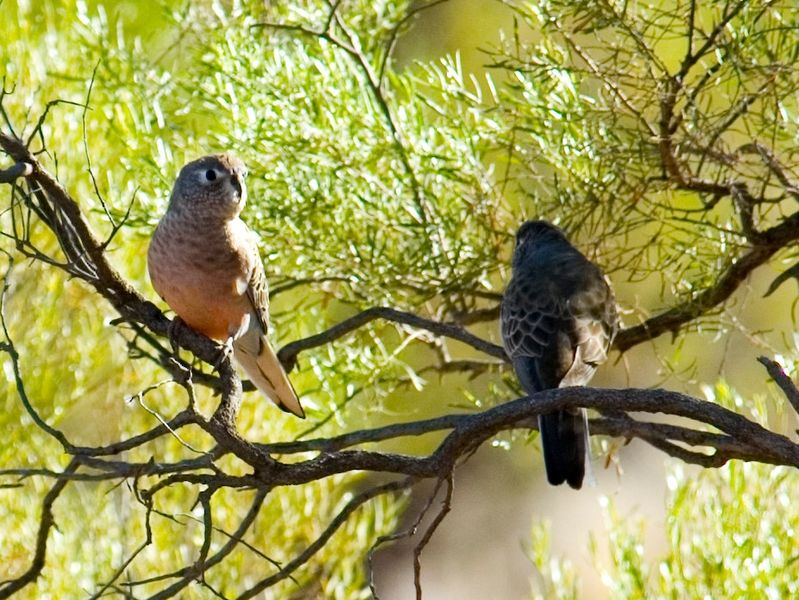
left=148, top=219, right=252, bottom=340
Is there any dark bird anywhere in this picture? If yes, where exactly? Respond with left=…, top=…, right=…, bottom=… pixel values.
left=500, top=220, right=618, bottom=489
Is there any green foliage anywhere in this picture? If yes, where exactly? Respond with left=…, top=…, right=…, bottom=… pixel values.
left=528, top=522, right=580, bottom=600
left=491, top=0, right=799, bottom=306
left=2, top=0, right=516, bottom=413
left=530, top=382, right=799, bottom=599
left=4, top=0, right=799, bottom=597
left=529, top=462, right=799, bottom=600
left=3, top=0, right=474, bottom=595
left=594, top=461, right=799, bottom=599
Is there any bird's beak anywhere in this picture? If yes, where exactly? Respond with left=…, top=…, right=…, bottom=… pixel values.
left=230, top=173, right=246, bottom=205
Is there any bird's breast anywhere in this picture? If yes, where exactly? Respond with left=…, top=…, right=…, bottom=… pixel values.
left=148, top=216, right=250, bottom=340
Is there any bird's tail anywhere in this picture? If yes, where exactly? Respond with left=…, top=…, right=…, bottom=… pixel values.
left=538, top=409, right=585, bottom=489
left=233, top=329, right=304, bottom=418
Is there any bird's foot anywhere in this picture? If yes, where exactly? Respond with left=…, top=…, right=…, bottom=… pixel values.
left=213, top=337, right=235, bottom=372
left=166, top=316, right=191, bottom=355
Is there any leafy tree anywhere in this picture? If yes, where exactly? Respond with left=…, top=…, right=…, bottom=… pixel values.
left=1, top=0, right=799, bottom=597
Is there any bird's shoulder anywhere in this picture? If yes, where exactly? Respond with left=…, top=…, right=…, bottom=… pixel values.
left=525, top=243, right=612, bottom=308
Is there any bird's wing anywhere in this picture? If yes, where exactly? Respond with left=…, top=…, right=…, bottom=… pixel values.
left=241, top=227, right=270, bottom=334
left=234, top=225, right=304, bottom=417
left=567, top=285, right=615, bottom=364
left=501, top=276, right=573, bottom=391
left=560, top=265, right=618, bottom=386
left=501, top=280, right=555, bottom=360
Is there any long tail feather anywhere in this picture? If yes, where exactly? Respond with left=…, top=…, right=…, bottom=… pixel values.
left=233, top=332, right=304, bottom=418
left=538, top=409, right=585, bottom=489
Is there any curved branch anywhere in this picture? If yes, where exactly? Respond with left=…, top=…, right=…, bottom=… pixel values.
left=251, top=387, right=799, bottom=488
left=1, top=380, right=797, bottom=597
left=591, top=415, right=769, bottom=468
left=237, top=478, right=413, bottom=599
left=614, top=239, right=785, bottom=351
left=277, top=306, right=507, bottom=371
left=8, top=385, right=795, bottom=487
left=757, top=355, right=799, bottom=415
left=0, top=459, right=78, bottom=599
left=260, top=412, right=466, bottom=455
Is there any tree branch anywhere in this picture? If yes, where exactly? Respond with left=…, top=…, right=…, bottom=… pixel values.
left=614, top=237, right=787, bottom=351
left=757, top=355, right=799, bottom=416
left=237, top=478, right=413, bottom=599
left=0, top=459, right=78, bottom=598
left=278, top=306, right=507, bottom=371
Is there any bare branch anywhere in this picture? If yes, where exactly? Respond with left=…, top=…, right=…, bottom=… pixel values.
left=413, top=474, right=453, bottom=600
left=81, top=60, right=116, bottom=226
left=367, top=477, right=446, bottom=599
left=0, top=459, right=78, bottom=598
left=88, top=497, right=154, bottom=599
left=678, top=0, right=752, bottom=77
left=757, top=355, right=799, bottom=416
left=260, top=413, right=465, bottom=455
left=0, top=257, right=74, bottom=450
left=250, top=386, right=799, bottom=488
left=237, top=479, right=414, bottom=599
left=277, top=306, right=507, bottom=372
left=738, top=142, right=799, bottom=198
left=24, top=98, right=88, bottom=149
left=614, top=233, right=791, bottom=351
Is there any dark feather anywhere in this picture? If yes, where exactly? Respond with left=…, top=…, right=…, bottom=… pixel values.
left=500, top=220, right=618, bottom=489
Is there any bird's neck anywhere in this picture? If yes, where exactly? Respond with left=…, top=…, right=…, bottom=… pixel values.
left=167, top=203, right=241, bottom=228
left=513, top=240, right=571, bottom=271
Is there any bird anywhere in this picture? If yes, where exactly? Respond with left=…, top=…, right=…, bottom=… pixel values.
left=147, top=153, right=304, bottom=418
left=500, top=220, right=617, bottom=488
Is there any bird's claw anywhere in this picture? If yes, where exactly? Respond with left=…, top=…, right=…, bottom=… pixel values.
left=166, top=316, right=190, bottom=355
left=213, top=337, right=235, bottom=371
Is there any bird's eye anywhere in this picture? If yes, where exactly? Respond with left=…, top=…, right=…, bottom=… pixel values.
left=205, top=169, right=217, bottom=181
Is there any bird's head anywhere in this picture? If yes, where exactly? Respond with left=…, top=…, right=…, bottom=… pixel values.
left=514, top=219, right=569, bottom=247
left=512, top=220, right=569, bottom=266
left=169, top=154, right=248, bottom=219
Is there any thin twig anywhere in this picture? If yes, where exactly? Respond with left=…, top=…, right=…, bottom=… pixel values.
left=413, top=474, right=453, bottom=600
left=0, top=459, right=79, bottom=598
left=237, top=479, right=414, bottom=599
left=277, top=305, right=507, bottom=372
left=140, top=489, right=269, bottom=598
left=757, top=355, right=799, bottom=417
left=81, top=60, right=116, bottom=226
left=88, top=498, right=154, bottom=599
